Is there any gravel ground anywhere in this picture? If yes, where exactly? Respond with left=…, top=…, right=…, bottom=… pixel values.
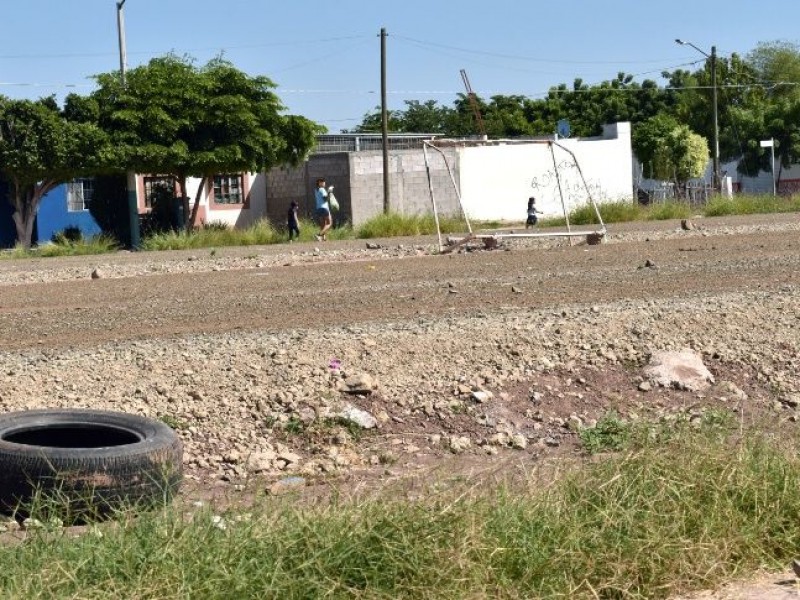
left=0, top=213, right=799, bottom=598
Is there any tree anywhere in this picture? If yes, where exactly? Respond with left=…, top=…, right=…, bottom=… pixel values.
left=633, top=114, right=708, bottom=192
left=92, top=55, right=323, bottom=228
left=0, top=96, right=108, bottom=248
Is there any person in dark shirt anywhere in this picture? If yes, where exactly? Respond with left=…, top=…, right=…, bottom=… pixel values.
left=288, top=200, right=300, bottom=240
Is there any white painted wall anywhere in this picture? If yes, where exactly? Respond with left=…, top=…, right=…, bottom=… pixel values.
left=457, top=123, right=634, bottom=221
left=182, top=173, right=265, bottom=227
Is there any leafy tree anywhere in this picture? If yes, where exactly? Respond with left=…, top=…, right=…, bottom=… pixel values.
left=92, top=55, right=323, bottom=228
left=0, top=96, right=108, bottom=248
left=633, top=114, right=708, bottom=192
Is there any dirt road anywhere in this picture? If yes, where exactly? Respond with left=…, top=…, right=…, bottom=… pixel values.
left=0, top=214, right=798, bottom=350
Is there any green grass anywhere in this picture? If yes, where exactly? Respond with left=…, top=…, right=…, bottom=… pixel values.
left=355, top=212, right=471, bottom=239
left=3, top=428, right=800, bottom=599
left=704, top=194, right=800, bottom=216
left=0, top=234, right=119, bottom=259
left=140, top=219, right=282, bottom=251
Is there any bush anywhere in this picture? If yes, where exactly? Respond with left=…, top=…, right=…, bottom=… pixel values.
left=51, top=226, right=83, bottom=245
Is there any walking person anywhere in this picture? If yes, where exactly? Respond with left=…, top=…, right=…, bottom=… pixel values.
left=314, top=178, right=332, bottom=241
left=287, top=200, right=300, bottom=241
left=526, top=196, right=542, bottom=229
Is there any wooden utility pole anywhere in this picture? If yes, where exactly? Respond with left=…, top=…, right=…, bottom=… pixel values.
left=380, top=28, right=390, bottom=213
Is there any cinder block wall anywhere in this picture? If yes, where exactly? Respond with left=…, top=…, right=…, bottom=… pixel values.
left=349, top=148, right=461, bottom=225
left=264, top=148, right=460, bottom=227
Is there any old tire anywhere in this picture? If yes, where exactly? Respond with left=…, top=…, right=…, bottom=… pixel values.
left=0, top=409, right=182, bottom=518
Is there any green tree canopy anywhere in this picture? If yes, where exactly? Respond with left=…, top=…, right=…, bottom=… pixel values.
left=0, top=96, right=109, bottom=247
left=92, top=55, right=324, bottom=227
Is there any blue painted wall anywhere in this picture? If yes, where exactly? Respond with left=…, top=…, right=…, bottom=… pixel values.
left=36, top=184, right=101, bottom=243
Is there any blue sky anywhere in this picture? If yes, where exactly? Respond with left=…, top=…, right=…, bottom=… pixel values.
left=1, top=1, right=798, bottom=132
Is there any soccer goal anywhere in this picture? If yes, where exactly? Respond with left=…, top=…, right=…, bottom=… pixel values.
left=422, top=138, right=607, bottom=253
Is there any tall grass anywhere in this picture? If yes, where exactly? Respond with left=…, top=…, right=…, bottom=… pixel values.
left=0, top=234, right=119, bottom=259
left=355, top=212, right=470, bottom=239
left=3, top=430, right=800, bottom=599
left=140, top=220, right=282, bottom=251
left=704, top=194, right=800, bottom=216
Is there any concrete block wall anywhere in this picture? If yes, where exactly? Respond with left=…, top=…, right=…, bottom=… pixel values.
left=349, top=148, right=461, bottom=225
left=265, top=154, right=351, bottom=227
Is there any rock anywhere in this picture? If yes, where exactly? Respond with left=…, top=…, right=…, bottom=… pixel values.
left=470, top=390, right=493, bottom=403
left=638, top=381, right=652, bottom=392
left=586, top=233, right=604, bottom=245
left=338, top=404, right=378, bottom=429
left=365, top=242, right=382, bottom=250
left=783, top=393, right=800, bottom=409
left=211, top=515, right=227, bottom=530
left=716, top=380, right=748, bottom=401
left=22, top=518, right=44, bottom=530
left=247, top=451, right=276, bottom=473
left=510, top=433, right=528, bottom=449
left=344, top=373, right=377, bottom=395
left=91, top=268, right=104, bottom=280
left=448, top=436, right=471, bottom=454
left=644, top=259, right=657, bottom=269
left=0, top=519, right=20, bottom=533
left=643, top=349, right=715, bottom=392
left=511, top=286, right=523, bottom=294
left=681, top=219, right=696, bottom=231
left=277, top=450, right=302, bottom=465
left=268, top=476, right=306, bottom=496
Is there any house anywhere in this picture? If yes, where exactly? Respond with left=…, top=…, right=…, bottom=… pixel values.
left=0, top=177, right=102, bottom=248
left=133, top=172, right=266, bottom=229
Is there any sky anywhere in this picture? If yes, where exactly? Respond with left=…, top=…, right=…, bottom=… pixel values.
left=1, top=0, right=799, bottom=133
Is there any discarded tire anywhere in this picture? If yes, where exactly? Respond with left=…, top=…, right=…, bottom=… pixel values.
left=0, top=409, right=182, bottom=518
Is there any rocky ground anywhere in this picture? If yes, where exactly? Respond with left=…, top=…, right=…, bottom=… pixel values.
left=0, top=213, right=799, bottom=598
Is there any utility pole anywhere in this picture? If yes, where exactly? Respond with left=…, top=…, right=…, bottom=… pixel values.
left=675, top=39, right=721, bottom=193
left=710, top=45, right=720, bottom=193
left=117, top=0, right=140, bottom=247
left=116, top=0, right=127, bottom=85
left=380, top=27, right=390, bottom=214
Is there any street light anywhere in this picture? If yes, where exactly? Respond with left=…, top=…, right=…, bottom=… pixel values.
left=675, top=39, right=720, bottom=193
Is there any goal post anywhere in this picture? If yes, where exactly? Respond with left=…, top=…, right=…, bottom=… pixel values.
left=422, top=138, right=607, bottom=252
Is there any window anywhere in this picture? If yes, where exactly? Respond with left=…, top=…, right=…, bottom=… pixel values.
left=144, top=176, right=176, bottom=208
left=67, top=178, right=94, bottom=212
left=213, top=174, right=244, bottom=204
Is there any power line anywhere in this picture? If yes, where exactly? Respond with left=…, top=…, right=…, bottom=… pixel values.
left=393, top=34, right=701, bottom=65
left=0, top=35, right=372, bottom=61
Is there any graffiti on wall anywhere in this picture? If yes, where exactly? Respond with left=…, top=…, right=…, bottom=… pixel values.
left=529, top=159, right=603, bottom=209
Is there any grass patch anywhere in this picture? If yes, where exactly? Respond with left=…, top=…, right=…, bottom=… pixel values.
left=3, top=429, right=800, bottom=598
left=704, top=194, right=800, bottom=217
left=0, top=234, right=119, bottom=259
left=140, top=219, right=282, bottom=251
left=355, top=212, right=469, bottom=238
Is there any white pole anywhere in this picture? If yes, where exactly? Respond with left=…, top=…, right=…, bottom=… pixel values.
left=771, top=141, right=777, bottom=197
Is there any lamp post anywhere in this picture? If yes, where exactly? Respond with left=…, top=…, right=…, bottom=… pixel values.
left=675, top=39, right=720, bottom=193
left=116, top=0, right=140, bottom=247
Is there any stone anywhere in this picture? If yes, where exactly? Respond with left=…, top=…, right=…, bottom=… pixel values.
left=344, top=373, right=377, bottom=395
left=510, top=433, right=528, bottom=449
left=586, top=233, right=604, bottom=245
left=366, top=242, right=382, bottom=250
left=91, top=268, right=104, bottom=280
left=0, top=519, right=20, bottom=533
left=448, top=436, right=471, bottom=454
left=268, top=476, right=306, bottom=496
left=681, top=219, right=696, bottom=231
left=638, top=381, right=652, bottom=392
left=716, top=380, right=748, bottom=401
left=471, top=390, right=493, bottom=403
left=338, top=404, right=378, bottom=429
left=247, top=451, right=276, bottom=473
left=643, top=349, right=715, bottom=392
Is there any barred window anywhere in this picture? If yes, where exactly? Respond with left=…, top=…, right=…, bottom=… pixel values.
left=213, top=174, right=244, bottom=204
left=144, top=176, right=176, bottom=208
left=67, top=178, right=94, bottom=212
